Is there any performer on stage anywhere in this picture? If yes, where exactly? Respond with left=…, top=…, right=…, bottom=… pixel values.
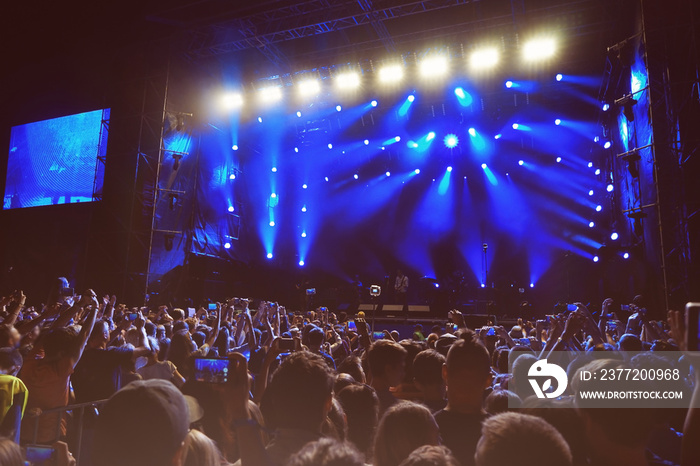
left=394, top=269, right=408, bottom=309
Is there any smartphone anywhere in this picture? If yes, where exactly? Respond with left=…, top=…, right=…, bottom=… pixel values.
left=519, top=338, right=531, bottom=346
left=486, top=327, right=496, bottom=336
left=194, top=357, right=231, bottom=384
left=278, top=338, right=295, bottom=351
left=59, top=287, right=74, bottom=297
left=208, top=303, right=217, bottom=311
left=347, top=321, right=357, bottom=332
left=26, top=445, right=55, bottom=464
left=567, top=304, right=578, bottom=312
left=370, top=285, right=381, bottom=297
left=685, top=303, right=700, bottom=351
left=127, top=312, right=139, bottom=321
left=447, top=323, right=458, bottom=333
left=621, top=304, right=631, bottom=311
left=372, top=331, right=385, bottom=339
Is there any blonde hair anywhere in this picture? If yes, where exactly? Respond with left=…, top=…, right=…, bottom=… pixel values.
left=184, top=429, right=225, bottom=466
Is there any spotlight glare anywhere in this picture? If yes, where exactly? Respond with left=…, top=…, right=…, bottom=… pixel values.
left=302, top=184, right=308, bottom=189
left=294, top=147, right=299, bottom=153
left=386, top=171, right=391, bottom=177
left=589, top=221, right=595, bottom=228
left=408, top=94, right=415, bottom=102
left=588, top=162, right=593, bottom=168
left=556, top=157, right=562, bottom=163
left=258, top=86, right=282, bottom=103
left=607, top=184, right=614, bottom=192
left=229, top=174, right=236, bottom=180
left=232, top=145, right=239, bottom=151
left=299, top=260, right=305, bottom=266
left=556, top=73, right=563, bottom=81
left=378, top=64, right=404, bottom=84
left=593, top=255, right=599, bottom=262
left=267, top=253, right=273, bottom=259
left=353, top=174, right=359, bottom=180
left=414, top=169, right=421, bottom=174
left=301, top=206, right=307, bottom=212
left=469, top=47, right=500, bottom=70
left=324, top=177, right=329, bottom=182
left=297, top=79, right=320, bottom=97
left=588, top=190, right=594, bottom=196
left=468, top=128, right=476, bottom=137
left=269, top=221, right=275, bottom=227
left=336, top=105, right=342, bottom=112
left=371, top=100, right=378, bottom=107
left=394, top=136, right=401, bottom=142
left=447, top=166, right=453, bottom=172
left=494, top=133, right=502, bottom=140
left=224, top=242, right=231, bottom=249
left=611, top=232, right=619, bottom=240
left=328, top=143, right=333, bottom=149
left=335, top=72, right=361, bottom=90
left=364, top=139, right=369, bottom=145
left=594, top=136, right=600, bottom=143
left=427, top=132, right=436, bottom=141
left=419, top=56, right=449, bottom=78
left=603, top=141, right=612, bottom=149
left=512, top=123, right=519, bottom=129
left=595, top=168, right=601, bottom=175
left=596, top=205, right=602, bottom=212
left=258, top=117, right=263, bottom=123
left=505, top=80, right=513, bottom=88
left=518, top=160, right=524, bottom=166
left=623, top=252, right=629, bottom=259
left=222, top=92, right=244, bottom=109
left=270, top=193, right=277, bottom=198
left=444, top=134, right=459, bottom=148
left=530, top=283, right=534, bottom=288
left=296, top=111, right=302, bottom=117
left=602, top=103, right=610, bottom=111
left=301, top=232, right=307, bottom=238
left=481, top=163, right=487, bottom=169
left=523, top=37, right=557, bottom=61
left=227, top=206, right=234, bottom=212
left=271, top=167, right=277, bottom=172
left=555, top=119, right=561, bottom=125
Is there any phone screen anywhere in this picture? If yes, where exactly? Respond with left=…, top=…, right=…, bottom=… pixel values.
left=127, top=313, right=138, bottom=321
left=208, top=303, right=217, bottom=311
left=686, top=303, right=700, bottom=351
left=194, top=358, right=230, bottom=384
left=26, top=445, right=55, bottom=464
left=347, top=321, right=357, bottom=332
left=278, top=338, right=295, bottom=351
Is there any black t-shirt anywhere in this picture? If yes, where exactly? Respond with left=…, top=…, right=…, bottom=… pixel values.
left=72, top=346, right=133, bottom=402
left=434, top=409, right=486, bottom=466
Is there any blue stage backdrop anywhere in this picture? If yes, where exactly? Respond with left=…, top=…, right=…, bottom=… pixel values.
left=4, top=108, right=110, bottom=209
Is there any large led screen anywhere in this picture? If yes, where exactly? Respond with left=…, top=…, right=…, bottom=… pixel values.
left=4, top=108, right=110, bottom=209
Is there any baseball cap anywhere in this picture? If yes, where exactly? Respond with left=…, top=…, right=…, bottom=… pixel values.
left=92, top=379, right=189, bottom=466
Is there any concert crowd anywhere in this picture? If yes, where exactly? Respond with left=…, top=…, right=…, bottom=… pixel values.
left=0, top=285, right=698, bottom=466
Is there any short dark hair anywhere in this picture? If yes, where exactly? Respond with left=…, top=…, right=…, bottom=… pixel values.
left=260, top=351, right=334, bottom=431
left=368, top=340, right=407, bottom=378
left=445, top=334, right=490, bottom=377
left=412, top=349, right=445, bottom=387
left=398, top=445, right=460, bottom=466
left=337, top=383, right=379, bottom=458
left=307, top=326, right=325, bottom=346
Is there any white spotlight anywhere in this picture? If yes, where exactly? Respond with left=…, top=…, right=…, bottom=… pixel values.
left=222, top=92, right=243, bottom=109
left=258, top=86, right=282, bottom=104
left=378, top=64, right=404, bottom=84
left=297, top=79, right=320, bottom=98
left=419, top=56, right=449, bottom=79
left=335, top=72, right=361, bottom=90
left=523, top=38, right=556, bottom=61
left=469, top=48, right=499, bottom=70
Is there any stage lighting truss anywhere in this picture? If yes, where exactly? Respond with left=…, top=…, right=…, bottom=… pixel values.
left=615, top=93, right=639, bottom=121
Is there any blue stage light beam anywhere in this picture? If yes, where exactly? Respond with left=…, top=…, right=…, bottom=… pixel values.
left=438, top=167, right=451, bottom=195
left=454, top=87, right=473, bottom=107
left=398, top=94, right=415, bottom=117
left=444, top=134, right=459, bottom=148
